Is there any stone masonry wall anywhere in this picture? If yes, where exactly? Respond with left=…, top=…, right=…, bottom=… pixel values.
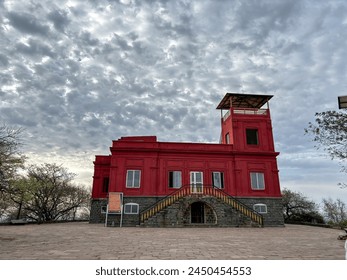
left=90, top=196, right=284, bottom=227
left=238, top=197, right=284, bottom=226
left=90, top=197, right=162, bottom=226
left=142, top=196, right=241, bottom=227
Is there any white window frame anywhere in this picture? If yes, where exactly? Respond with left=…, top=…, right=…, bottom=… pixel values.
left=253, top=203, right=267, bottom=214
left=124, top=203, right=139, bottom=214
left=190, top=171, right=203, bottom=193
left=212, top=172, right=224, bottom=189
left=126, top=170, right=141, bottom=188
left=101, top=206, right=107, bottom=214
left=168, top=171, right=182, bottom=188
left=250, top=172, right=265, bottom=190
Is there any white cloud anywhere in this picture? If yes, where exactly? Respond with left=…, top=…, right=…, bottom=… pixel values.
left=1, top=0, right=346, bottom=204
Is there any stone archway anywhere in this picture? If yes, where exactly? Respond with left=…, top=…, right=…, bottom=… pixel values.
left=190, top=201, right=217, bottom=225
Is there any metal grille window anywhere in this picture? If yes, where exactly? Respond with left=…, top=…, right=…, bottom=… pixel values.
left=124, top=203, right=139, bottom=214
left=253, top=204, right=267, bottom=214
left=250, top=172, right=265, bottom=190
left=169, top=171, right=182, bottom=188
left=126, top=170, right=141, bottom=188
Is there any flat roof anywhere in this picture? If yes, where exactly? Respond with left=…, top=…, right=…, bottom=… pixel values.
left=216, top=93, right=273, bottom=109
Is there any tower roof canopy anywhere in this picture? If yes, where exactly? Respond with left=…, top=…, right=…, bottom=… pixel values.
left=216, top=93, right=273, bottom=109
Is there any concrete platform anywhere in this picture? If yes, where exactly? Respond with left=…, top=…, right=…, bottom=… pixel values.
left=0, top=222, right=345, bottom=259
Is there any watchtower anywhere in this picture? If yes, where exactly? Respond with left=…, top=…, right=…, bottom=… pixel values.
left=216, top=93, right=275, bottom=152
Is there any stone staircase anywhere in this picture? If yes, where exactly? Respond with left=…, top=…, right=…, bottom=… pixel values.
left=139, top=185, right=263, bottom=227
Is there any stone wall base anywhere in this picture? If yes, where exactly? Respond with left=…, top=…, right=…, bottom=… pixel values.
left=90, top=196, right=284, bottom=227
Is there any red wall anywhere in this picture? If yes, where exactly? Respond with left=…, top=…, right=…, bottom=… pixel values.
left=92, top=107, right=281, bottom=199
left=92, top=155, right=111, bottom=198
left=92, top=138, right=281, bottom=199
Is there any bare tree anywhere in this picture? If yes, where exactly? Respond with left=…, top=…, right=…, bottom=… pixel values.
left=322, top=198, right=347, bottom=227
left=10, top=163, right=90, bottom=223
left=282, top=188, right=323, bottom=223
left=0, top=124, right=25, bottom=219
left=0, top=124, right=25, bottom=190
left=305, top=110, right=347, bottom=187
left=0, top=191, right=12, bottom=220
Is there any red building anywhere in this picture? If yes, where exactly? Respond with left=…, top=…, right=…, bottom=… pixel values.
left=90, top=93, right=283, bottom=227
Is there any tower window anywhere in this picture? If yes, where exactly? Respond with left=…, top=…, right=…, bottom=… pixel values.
left=225, top=133, right=230, bottom=144
left=246, top=129, right=258, bottom=145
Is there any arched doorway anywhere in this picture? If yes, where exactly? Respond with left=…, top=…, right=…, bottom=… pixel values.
left=190, top=201, right=217, bottom=224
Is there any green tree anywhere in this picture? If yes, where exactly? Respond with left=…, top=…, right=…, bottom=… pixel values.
left=282, top=188, right=324, bottom=223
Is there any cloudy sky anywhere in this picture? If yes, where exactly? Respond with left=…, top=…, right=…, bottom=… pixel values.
left=1, top=0, right=346, bottom=205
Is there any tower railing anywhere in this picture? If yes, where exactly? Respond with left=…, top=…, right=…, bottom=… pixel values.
left=222, top=108, right=268, bottom=121
left=233, top=108, right=268, bottom=115
left=139, top=185, right=263, bottom=226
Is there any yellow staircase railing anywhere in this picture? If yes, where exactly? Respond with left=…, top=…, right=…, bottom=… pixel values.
left=139, top=185, right=263, bottom=226
left=140, top=187, right=190, bottom=223
left=203, top=187, right=263, bottom=226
